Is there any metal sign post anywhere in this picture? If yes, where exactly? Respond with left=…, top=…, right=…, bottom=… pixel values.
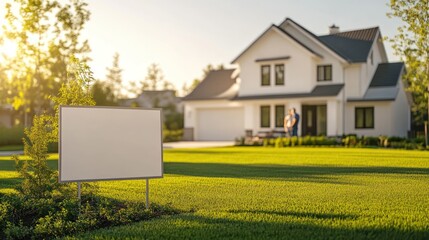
left=146, top=178, right=150, bottom=209
left=77, top=182, right=81, bottom=203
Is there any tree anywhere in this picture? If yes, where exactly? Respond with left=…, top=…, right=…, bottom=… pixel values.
left=1, top=0, right=91, bottom=126
left=387, top=0, right=429, bottom=137
left=91, top=80, right=116, bottom=106
left=142, top=63, right=164, bottom=91
left=202, top=64, right=214, bottom=78
left=14, top=56, right=95, bottom=199
left=139, top=63, right=175, bottom=92
left=105, top=52, right=123, bottom=100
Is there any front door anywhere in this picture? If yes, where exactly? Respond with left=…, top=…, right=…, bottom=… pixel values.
left=302, top=105, right=327, bottom=136
left=302, top=105, right=317, bottom=136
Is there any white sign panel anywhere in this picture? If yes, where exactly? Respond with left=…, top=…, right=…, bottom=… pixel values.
left=59, top=106, right=163, bottom=182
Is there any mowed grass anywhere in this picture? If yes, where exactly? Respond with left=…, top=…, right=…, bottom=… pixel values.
left=1, top=147, right=429, bottom=239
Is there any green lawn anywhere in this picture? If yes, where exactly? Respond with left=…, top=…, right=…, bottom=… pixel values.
left=1, top=147, right=429, bottom=239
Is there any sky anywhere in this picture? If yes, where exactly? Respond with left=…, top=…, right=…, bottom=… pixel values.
left=1, top=0, right=403, bottom=96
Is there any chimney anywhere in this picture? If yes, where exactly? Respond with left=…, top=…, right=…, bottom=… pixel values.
left=329, top=24, right=340, bottom=34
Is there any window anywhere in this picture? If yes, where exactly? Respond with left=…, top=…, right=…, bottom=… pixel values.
left=317, top=65, right=332, bottom=81
left=261, top=65, right=270, bottom=86
left=260, top=105, right=270, bottom=128
left=275, top=64, right=285, bottom=85
left=355, top=107, right=374, bottom=129
left=275, top=105, right=285, bottom=127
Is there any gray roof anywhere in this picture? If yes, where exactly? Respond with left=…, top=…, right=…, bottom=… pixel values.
left=182, top=69, right=237, bottom=101
left=369, top=62, right=404, bottom=87
left=280, top=18, right=379, bottom=63
left=234, top=84, right=344, bottom=100
left=318, top=27, right=379, bottom=63
left=347, top=62, right=404, bottom=102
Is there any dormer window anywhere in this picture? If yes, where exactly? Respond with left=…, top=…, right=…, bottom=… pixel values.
left=261, top=65, right=270, bottom=86
left=317, top=65, right=332, bottom=81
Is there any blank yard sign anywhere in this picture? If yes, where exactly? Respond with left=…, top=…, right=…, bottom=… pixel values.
left=59, top=106, right=163, bottom=182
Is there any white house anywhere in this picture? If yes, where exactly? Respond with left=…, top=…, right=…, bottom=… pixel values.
left=182, top=18, right=412, bottom=141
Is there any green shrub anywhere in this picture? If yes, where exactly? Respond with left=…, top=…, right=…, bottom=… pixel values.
left=290, top=136, right=298, bottom=146
left=283, top=137, right=290, bottom=146
left=361, top=136, right=379, bottom=146
left=0, top=194, right=178, bottom=240
left=300, top=136, right=310, bottom=146
left=263, top=139, right=269, bottom=147
left=262, top=135, right=422, bottom=150
left=342, top=135, right=357, bottom=147
left=274, top=138, right=283, bottom=148
left=163, top=129, right=183, bottom=142
left=0, top=125, right=25, bottom=147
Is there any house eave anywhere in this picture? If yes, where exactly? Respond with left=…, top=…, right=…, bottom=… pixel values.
left=347, top=98, right=395, bottom=102
left=255, top=56, right=291, bottom=62
left=182, top=97, right=235, bottom=102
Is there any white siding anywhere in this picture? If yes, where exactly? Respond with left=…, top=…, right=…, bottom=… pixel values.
left=344, top=64, right=362, bottom=98
left=236, top=29, right=316, bottom=97
left=327, top=100, right=340, bottom=136
left=345, top=101, right=393, bottom=136
left=196, top=108, right=244, bottom=141
left=391, top=80, right=410, bottom=137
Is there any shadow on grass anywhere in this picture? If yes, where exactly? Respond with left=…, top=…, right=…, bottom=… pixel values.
left=80, top=212, right=429, bottom=240
left=0, top=177, right=21, bottom=189
left=165, top=162, right=429, bottom=183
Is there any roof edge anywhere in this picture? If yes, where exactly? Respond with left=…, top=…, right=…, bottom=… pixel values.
left=280, top=18, right=350, bottom=63
left=231, top=23, right=323, bottom=64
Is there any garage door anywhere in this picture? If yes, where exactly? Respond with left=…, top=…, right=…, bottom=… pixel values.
left=196, top=108, right=244, bottom=141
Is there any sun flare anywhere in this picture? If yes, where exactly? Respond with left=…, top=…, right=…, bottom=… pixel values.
left=0, top=39, right=18, bottom=59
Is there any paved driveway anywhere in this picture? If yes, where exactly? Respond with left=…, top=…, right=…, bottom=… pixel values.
left=163, top=141, right=235, bottom=149
left=0, top=142, right=235, bottom=156
left=0, top=151, right=24, bottom=156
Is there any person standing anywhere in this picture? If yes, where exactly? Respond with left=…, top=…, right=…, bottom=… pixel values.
left=289, top=108, right=300, bottom=136
left=284, top=113, right=292, bottom=136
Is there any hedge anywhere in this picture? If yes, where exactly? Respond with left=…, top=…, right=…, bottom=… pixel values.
left=0, top=125, right=25, bottom=146
left=238, top=135, right=425, bottom=150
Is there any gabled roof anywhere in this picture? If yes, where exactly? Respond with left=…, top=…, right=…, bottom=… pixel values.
left=329, top=27, right=379, bottom=41
left=234, top=84, right=344, bottom=101
left=318, top=27, right=379, bottom=63
left=369, top=62, right=404, bottom=87
left=182, top=69, right=237, bottom=101
left=231, top=24, right=322, bottom=64
left=234, top=17, right=380, bottom=64
left=273, top=25, right=323, bottom=58
left=348, top=62, right=404, bottom=102
left=278, top=18, right=380, bottom=63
